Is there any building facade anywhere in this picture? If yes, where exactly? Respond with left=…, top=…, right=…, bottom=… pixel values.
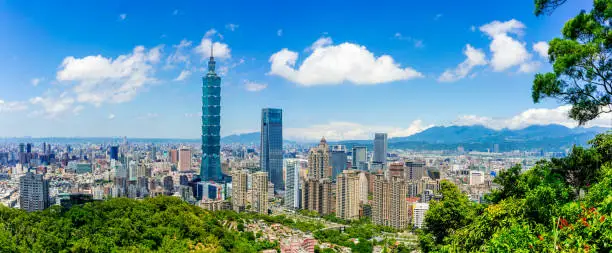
left=372, top=174, right=409, bottom=230
left=19, top=172, right=50, bottom=212
left=351, top=146, right=368, bottom=171
left=336, top=170, right=361, bottom=220
left=284, top=159, right=300, bottom=210
left=201, top=52, right=223, bottom=181
left=373, top=133, right=388, bottom=167
left=308, top=138, right=331, bottom=180
left=178, top=147, right=192, bottom=172
left=232, top=169, right=248, bottom=212
left=253, top=171, right=269, bottom=214
left=330, top=145, right=347, bottom=180
left=301, top=178, right=333, bottom=215
left=260, top=108, right=283, bottom=193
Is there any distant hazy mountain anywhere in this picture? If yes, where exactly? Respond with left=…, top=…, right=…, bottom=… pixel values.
left=221, top=124, right=610, bottom=152
left=221, top=132, right=260, bottom=144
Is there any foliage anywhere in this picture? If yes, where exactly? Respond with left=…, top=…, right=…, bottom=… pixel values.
left=418, top=133, right=612, bottom=252
left=0, top=196, right=279, bottom=252
left=534, top=0, right=568, bottom=16
left=532, top=0, right=612, bottom=125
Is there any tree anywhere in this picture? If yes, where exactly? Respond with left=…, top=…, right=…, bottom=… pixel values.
left=534, top=0, right=569, bottom=16
left=532, top=0, right=612, bottom=125
left=420, top=181, right=476, bottom=252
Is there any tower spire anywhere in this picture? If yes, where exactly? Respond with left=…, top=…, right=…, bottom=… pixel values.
left=207, top=41, right=216, bottom=73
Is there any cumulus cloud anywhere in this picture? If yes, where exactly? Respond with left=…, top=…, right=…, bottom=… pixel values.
left=194, top=31, right=231, bottom=60
left=31, top=78, right=43, bottom=86
left=72, top=105, right=84, bottom=115
left=172, top=9, right=179, bottom=15
left=244, top=81, right=267, bottom=92
left=518, top=61, right=541, bottom=73
left=269, top=37, right=423, bottom=86
left=174, top=70, right=191, bottom=81
left=393, top=33, right=424, bottom=48
left=284, top=120, right=433, bottom=142
left=29, top=93, right=75, bottom=118
left=119, top=14, right=127, bottom=20
left=108, top=113, right=115, bottom=120
left=479, top=19, right=533, bottom=72
left=438, top=44, right=487, bottom=82
left=0, top=99, right=28, bottom=113
left=166, top=39, right=193, bottom=68
left=56, top=45, right=163, bottom=106
left=533, top=41, right=550, bottom=59
left=434, top=14, right=443, bottom=20
left=454, top=105, right=612, bottom=129
left=277, top=29, right=283, bottom=37
left=307, top=37, right=333, bottom=51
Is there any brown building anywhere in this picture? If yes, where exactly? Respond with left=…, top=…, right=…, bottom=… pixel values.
left=372, top=174, right=409, bottom=230
left=336, top=170, right=361, bottom=220
left=308, top=137, right=331, bottom=180
left=169, top=149, right=178, bottom=164
left=301, top=178, right=333, bottom=215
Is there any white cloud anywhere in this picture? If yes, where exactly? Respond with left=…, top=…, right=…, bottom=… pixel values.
left=138, top=112, right=158, bottom=119
left=480, top=19, right=531, bottom=71
left=72, top=105, right=84, bottom=115
left=434, top=13, right=443, bottom=20
left=454, top=105, right=612, bottom=130
left=174, top=70, right=191, bottom=81
left=108, top=113, right=115, bottom=120
left=172, top=9, right=179, bottom=15
left=184, top=112, right=202, bottom=118
left=0, top=100, right=28, bottom=113
left=470, top=25, right=476, bottom=32
left=29, top=93, right=75, bottom=118
left=269, top=37, right=423, bottom=86
left=393, top=33, right=424, bottom=48
left=284, top=120, right=432, bottom=142
left=56, top=45, right=163, bottom=106
left=244, top=81, right=267, bottom=92
left=518, top=61, right=541, bottom=73
left=277, top=29, right=283, bottom=37
left=307, top=37, right=333, bottom=51
left=225, top=23, right=239, bottom=31
left=533, top=41, right=550, bottom=58
left=31, top=78, right=43, bottom=86
left=166, top=39, right=192, bottom=68
left=119, top=14, right=127, bottom=20
left=194, top=34, right=231, bottom=60
left=438, top=44, right=487, bottom=82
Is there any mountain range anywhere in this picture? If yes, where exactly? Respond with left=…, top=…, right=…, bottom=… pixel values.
left=220, top=124, right=610, bottom=152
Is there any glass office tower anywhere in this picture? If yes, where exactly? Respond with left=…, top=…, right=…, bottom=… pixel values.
left=201, top=52, right=222, bottom=182
left=261, top=108, right=283, bottom=192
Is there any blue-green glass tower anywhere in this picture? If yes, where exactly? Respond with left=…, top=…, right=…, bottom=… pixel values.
left=201, top=49, right=222, bottom=182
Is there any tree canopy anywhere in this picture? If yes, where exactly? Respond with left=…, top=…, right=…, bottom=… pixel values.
left=532, top=0, right=612, bottom=125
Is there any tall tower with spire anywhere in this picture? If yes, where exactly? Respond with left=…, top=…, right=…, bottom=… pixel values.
left=200, top=45, right=222, bottom=181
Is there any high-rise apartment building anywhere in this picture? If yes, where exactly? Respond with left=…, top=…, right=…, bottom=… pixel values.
left=232, top=169, right=248, bottom=212
left=405, top=161, right=426, bottom=180
left=19, top=172, right=50, bottom=212
left=308, top=138, right=331, bottom=180
left=330, top=145, right=347, bottom=180
left=352, top=146, right=368, bottom=171
left=169, top=149, right=178, bottom=164
left=178, top=147, right=192, bottom=172
left=413, top=203, right=429, bottom=228
left=252, top=171, right=268, bottom=214
left=201, top=50, right=223, bottom=181
left=261, top=108, right=283, bottom=193
left=336, top=170, right=360, bottom=220
left=372, top=174, right=409, bottom=230
left=284, top=159, right=300, bottom=210
left=301, top=178, right=333, bottom=215
left=373, top=133, right=387, bottom=167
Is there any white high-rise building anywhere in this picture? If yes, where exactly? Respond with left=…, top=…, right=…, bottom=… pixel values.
left=284, top=159, right=301, bottom=209
left=413, top=202, right=430, bottom=228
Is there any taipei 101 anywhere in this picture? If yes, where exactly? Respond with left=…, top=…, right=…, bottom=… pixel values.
left=0, top=0, right=611, bottom=252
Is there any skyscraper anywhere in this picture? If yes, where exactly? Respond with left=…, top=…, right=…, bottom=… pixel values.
left=330, top=145, right=347, bottom=180
left=201, top=49, right=223, bottom=181
left=352, top=146, right=368, bottom=171
left=373, top=133, right=387, bottom=167
left=110, top=146, right=119, bottom=161
left=284, top=159, right=300, bottom=209
left=308, top=137, right=331, bottom=179
left=178, top=147, right=192, bottom=172
left=169, top=149, right=178, bottom=164
left=261, top=108, right=283, bottom=192
left=372, top=174, right=409, bottom=230
left=253, top=171, right=268, bottom=214
left=232, top=169, right=248, bottom=212
left=336, top=170, right=360, bottom=220
left=19, top=172, right=50, bottom=212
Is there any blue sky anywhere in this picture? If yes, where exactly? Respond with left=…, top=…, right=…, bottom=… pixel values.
left=0, top=0, right=608, bottom=141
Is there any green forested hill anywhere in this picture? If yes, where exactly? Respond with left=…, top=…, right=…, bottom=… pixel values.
left=0, top=196, right=278, bottom=253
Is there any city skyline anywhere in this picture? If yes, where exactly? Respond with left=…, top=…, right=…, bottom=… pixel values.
left=1, top=0, right=611, bottom=142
